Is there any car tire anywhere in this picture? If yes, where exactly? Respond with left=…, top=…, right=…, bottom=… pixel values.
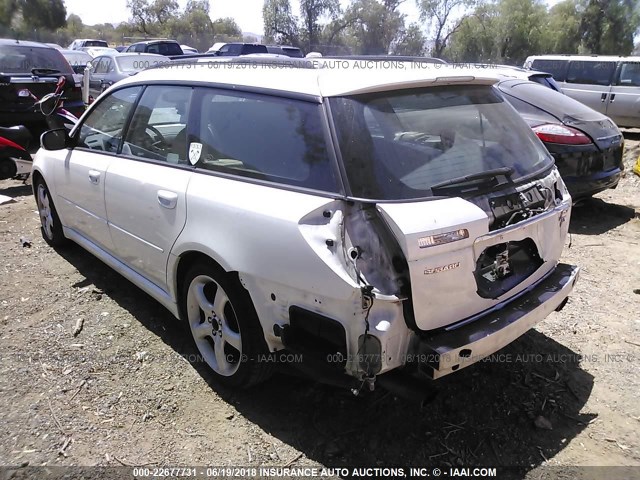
left=34, top=178, right=69, bottom=248
left=0, top=158, right=17, bottom=180
left=181, top=261, right=273, bottom=388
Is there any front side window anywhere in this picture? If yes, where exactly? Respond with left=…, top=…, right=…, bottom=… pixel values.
left=194, top=90, right=338, bottom=192
left=330, top=85, right=552, bottom=200
left=77, top=86, right=142, bottom=152
left=122, top=85, right=192, bottom=163
left=566, top=61, right=616, bottom=86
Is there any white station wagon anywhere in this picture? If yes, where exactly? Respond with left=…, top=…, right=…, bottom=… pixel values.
left=33, top=58, right=579, bottom=396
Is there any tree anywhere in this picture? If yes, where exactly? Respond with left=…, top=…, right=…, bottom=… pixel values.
left=543, top=0, right=581, bottom=53
left=417, top=0, right=475, bottom=57
left=392, top=23, right=427, bottom=55
left=494, top=0, right=548, bottom=63
left=263, top=0, right=300, bottom=45
left=342, top=0, right=405, bottom=54
left=578, top=0, right=639, bottom=55
left=299, top=0, right=340, bottom=51
left=0, top=0, right=18, bottom=28
left=1, top=0, right=66, bottom=31
left=212, top=17, right=242, bottom=40
left=127, top=0, right=154, bottom=34
left=445, top=3, right=499, bottom=61
left=148, top=0, right=179, bottom=25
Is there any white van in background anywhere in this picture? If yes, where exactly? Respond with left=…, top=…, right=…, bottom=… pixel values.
left=523, top=55, right=640, bottom=128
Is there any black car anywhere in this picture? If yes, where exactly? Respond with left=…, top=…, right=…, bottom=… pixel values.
left=125, top=40, right=184, bottom=56
left=496, top=78, right=624, bottom=200
left=0, top=39, right=84, bottom=128
left=211, top=43, right=268, bottom=56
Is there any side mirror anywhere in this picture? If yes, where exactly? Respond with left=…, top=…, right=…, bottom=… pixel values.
left=41, top=129, right=74, bottom=151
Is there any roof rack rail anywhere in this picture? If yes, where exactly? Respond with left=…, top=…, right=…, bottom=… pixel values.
left=321, top=54, right=447, bottom=64
left=156, top=55, right=321, bottom=69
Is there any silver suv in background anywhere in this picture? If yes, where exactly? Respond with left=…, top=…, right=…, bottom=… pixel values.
left=32, top=58, right=579, bottom=396
left=524, top=55, right=640, bottom=128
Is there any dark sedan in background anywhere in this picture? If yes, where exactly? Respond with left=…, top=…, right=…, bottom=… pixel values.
left=496, top=77, right=624, bottom=200
left=0, top=39, right=84, bottom=128
left=82, top=52, right=164, bottom=103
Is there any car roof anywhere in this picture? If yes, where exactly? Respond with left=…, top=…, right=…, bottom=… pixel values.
left=0, top=38, right=55, bottom=48
left=325, top=55, right=447, bottom=64
left=94, top=52, right=165, bottom=60
left=133, top=40, right=179, bottom=45
left=117, top=58, right=499, bottom=98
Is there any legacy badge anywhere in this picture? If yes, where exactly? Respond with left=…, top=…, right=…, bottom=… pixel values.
left=424, top=262, right=460, bottom=275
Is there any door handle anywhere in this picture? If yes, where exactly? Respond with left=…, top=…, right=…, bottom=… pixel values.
left=157, top=190, right=178, bottom=209
left=600, top=93, right=608, bottom=102
left=88, top=170, right=100, bottom=184
left=609, top=93, right=616, bottom=102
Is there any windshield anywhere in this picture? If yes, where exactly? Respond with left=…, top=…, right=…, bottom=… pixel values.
left=330, top=85, right=552, bottom=200
left=0, top=45, right=73, bottom=74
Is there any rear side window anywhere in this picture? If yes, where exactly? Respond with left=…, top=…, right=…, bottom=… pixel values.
left=77, top=86, right=142, bottom=152
left=0, top=45, right=73, bottom=74
left=617, top=62, right=640, bottom=87
left=194, top=90, right=338, bottom=192
left=566, top=61, right=616, bottom=86
left=530, top=59, right=567, bottom=81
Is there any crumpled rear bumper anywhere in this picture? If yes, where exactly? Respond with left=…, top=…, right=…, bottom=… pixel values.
left=410, top=263, right=580, bottom=379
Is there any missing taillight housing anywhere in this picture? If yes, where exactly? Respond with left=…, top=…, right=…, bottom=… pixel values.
left=533, top=124, right=592, bottom=145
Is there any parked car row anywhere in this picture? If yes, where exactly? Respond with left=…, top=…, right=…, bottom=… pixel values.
left=524, top=54, right=640, bottom=128
left=0, top=37, right=627, bottom=202
left=483, top=65, right=624, bottom=200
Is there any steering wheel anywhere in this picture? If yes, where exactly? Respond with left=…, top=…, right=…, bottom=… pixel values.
left=145, top=125, right=168, bottom=150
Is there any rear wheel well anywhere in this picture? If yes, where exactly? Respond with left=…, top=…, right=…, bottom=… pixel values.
left=175, top=252, right=239, bottom=320
left=31, top=170, right=43, bottom=189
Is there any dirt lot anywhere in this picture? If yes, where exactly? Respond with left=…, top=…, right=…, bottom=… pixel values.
left=1, top=135, right=639, bottom=479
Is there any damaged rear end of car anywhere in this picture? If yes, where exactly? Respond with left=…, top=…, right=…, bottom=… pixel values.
left=279, top=74, right=580, bottom=396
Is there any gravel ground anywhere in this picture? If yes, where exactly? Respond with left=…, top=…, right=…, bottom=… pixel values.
left=0, top=135, right=639, bottom=479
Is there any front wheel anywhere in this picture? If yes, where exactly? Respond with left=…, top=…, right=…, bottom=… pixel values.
left=181, top=262, right=273, bottom=388
left=34, top=178, right=68, bottom=248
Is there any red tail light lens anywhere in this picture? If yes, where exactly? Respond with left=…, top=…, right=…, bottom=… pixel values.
left=532, top=124, right=592, bottom=145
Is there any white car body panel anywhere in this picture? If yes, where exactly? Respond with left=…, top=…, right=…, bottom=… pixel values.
left=52, top=148, right=114, bottom=252
left=105, top=159, right=191, bottom=290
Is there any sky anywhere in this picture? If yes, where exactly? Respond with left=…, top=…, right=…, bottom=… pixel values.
left=63, top=0, right=425, bottom=35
